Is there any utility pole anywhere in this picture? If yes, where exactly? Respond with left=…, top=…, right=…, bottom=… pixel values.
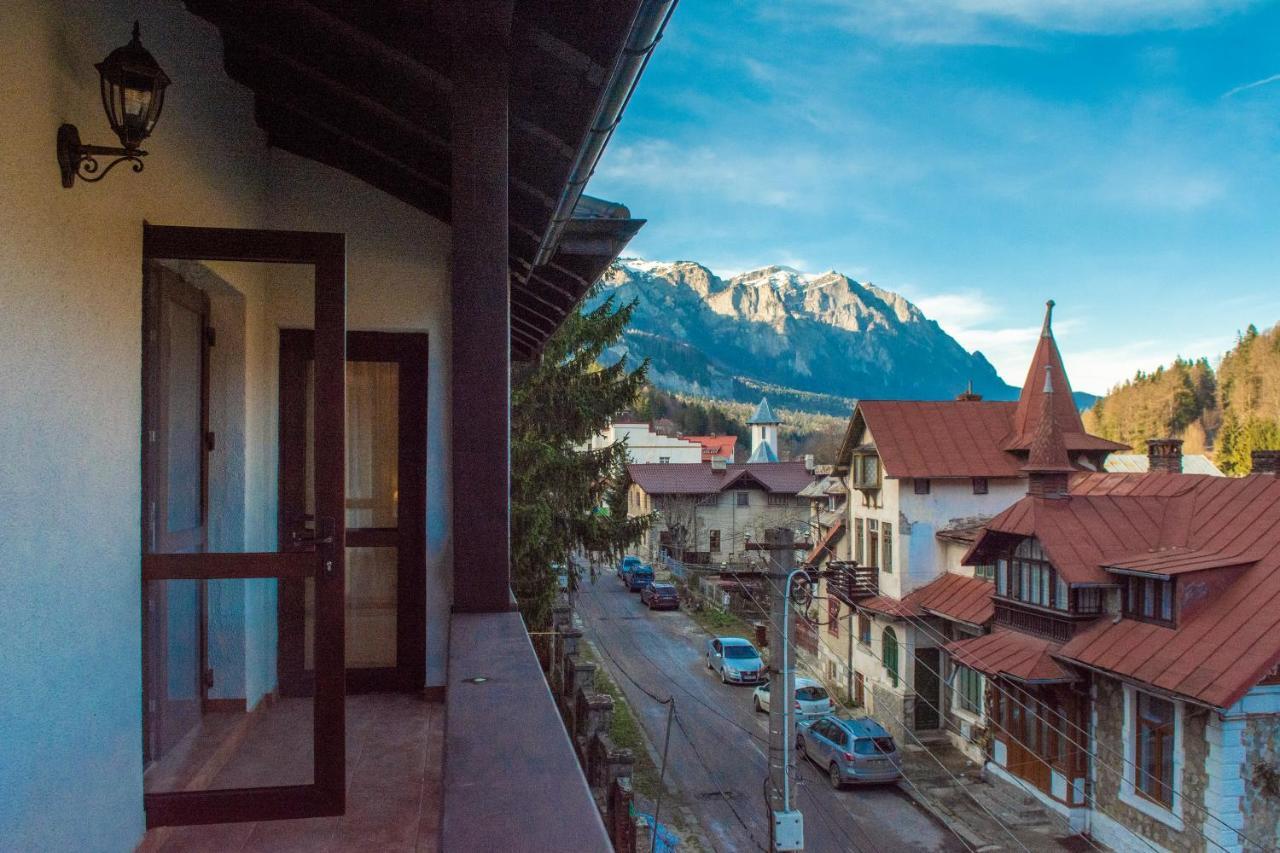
left=751, top=527, right=804, bottom=851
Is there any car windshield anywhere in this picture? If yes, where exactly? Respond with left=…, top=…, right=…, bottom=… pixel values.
left=853, top=736, right=896, bottom=755
left=652, top=584, right=674, bottom=592
left=723, top=645, right=758, bottom=659
left=796, top=686, right=828, bottom=702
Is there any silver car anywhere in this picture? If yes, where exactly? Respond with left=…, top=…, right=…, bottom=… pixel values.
left=752, top=677, right=834, bottom=720
left=705, top=637, right=764, bottom=685
left=796, top=715, right=902, bottom=788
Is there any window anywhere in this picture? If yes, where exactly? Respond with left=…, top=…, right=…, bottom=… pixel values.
left=736, top=491, right=750, bottom=507
left=826, top=659, right=838, bottom=680
left=996, top=558, right=1008, bottom=595
left=709, top=530, right=721, bottom=553
left=854, top=454, right=881, bottom=489
left=658, top=456, right=670, bottom=464
left=1123, top=576, right=1175, bottom=625
left=827, top=597, right=840, bottom=637
left=858, top=613, right=871, bottom=645
left=954, top=664, right=984, bottom=715
left=854, top=518, right=865, bottom=565
left=768, top=493, right=790, bottom=506
left=1134, top=691, right=1176, bottom=809
left=1076, top=587, right=1103, bottom=614
left=914, top=478, right=930, bottom=495
left=974, top=564, right=995, bottom=582
left=1005, top=538, right=1066, bottom=611
left=972, top=477, right=989, bottom=495
left=882, top=522, right=893, bottom=574
left=697, top=492, right=720, bottom=507
left=883, top=627, right=899, bottom=687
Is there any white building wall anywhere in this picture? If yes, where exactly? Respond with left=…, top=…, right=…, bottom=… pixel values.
left=0, top=4, right=454, bottom=849
left=591, top=422, right=702, bottom=464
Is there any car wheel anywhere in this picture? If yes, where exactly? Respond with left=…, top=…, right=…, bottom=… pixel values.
left=720, top=668, right=728, bottom=684
left=795, top=734, right=806, bottom=755
left=753, top=695, right=762, bottom=713
left=829, top=763, right=844, bottom=790
left=706, top=656, right=712, bottom=670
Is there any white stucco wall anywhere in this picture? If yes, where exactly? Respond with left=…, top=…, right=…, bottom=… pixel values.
left=0, top=3, right=453, bottom=850
left=594, top=423, right=702, bottom=464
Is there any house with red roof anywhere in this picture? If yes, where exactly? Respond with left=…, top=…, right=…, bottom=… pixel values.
left=823, top=302, right=1127, bottom=757
left=626, top=460, right=817, bottom=565
left=681, top=433, right=739, bottom=463
left=953, top=440, right=1280, bottom=852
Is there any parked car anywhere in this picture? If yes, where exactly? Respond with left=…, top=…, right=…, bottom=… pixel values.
left=796, top=715, right=902, bottom=788
left=751, top=677, right=834, bottom=719
left=553, top=562, right=569, bottom=593
left=626, top=564, right=654, bottom=592
left=618, top=554, right=643, bottom=582
left=705, top=637, right=764, bottom=684
left=640, top=582, right=679, bottom=610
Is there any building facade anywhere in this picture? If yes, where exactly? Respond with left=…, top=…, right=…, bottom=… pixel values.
left=626, top=462, right=816, bottom=566
left=587, top=418, right=704, bottom=464
left=0, top=1, right=669, bottom=848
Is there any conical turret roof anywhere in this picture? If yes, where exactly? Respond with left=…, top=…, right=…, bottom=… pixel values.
left=1022, top=366, right=1075, bottom=474
left=1006, top=301, right=1087, bottom=450
left=748, top=397, right=780, bottom=425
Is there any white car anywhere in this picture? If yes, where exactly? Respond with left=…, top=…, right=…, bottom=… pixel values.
left=753, top=677, right=834, bottom=720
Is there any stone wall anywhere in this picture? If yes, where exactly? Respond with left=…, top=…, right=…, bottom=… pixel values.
left=1242, top=715, right=1280, bottom=850
left=1092, top=677, right=1209, bottom=853
left=872, top=681, right=910, bottom=744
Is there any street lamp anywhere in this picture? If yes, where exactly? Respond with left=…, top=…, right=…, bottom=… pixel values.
left=57, top=22, right=171, bottom=187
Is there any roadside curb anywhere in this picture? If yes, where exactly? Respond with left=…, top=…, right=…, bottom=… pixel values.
left=897, top=779, right=995, bottom=852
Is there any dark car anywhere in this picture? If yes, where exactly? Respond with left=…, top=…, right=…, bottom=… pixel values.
left=626, top=565, right=654, bottom=592
left=641, top=582, right=679, bottom=610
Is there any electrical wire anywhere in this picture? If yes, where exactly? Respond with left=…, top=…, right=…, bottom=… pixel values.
left=781, top=513, right=1260, bottom=852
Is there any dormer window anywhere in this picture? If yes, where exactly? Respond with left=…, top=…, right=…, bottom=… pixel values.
left=1122, top=576, right=1174, bottom=625
left=998, top=538, right=1068, bottom=611
left=853, top=453, right=881, bottom=490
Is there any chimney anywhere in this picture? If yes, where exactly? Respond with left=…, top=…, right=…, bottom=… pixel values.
left=804, top=454, right=815, bottom=472
left=955, top=380, right=983, bottom=402
left=1146, top=438, right=1183, bottom=474
left=711, top=457, right=728, bottom=472
left=1252, top=450, right=1280, bottom=476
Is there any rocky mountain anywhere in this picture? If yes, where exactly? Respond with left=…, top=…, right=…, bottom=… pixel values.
left=589, top=259, right=1023, bottom=416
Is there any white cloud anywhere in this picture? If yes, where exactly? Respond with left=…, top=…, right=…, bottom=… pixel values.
left=777, top=0, right=1258, bottom=44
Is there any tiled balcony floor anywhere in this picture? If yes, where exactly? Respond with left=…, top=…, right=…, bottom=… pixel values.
left=140, top=694, right=443, bottom=853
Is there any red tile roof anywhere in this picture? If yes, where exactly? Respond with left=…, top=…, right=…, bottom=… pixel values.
left=946, top=630, right=1075, bottom=683
left=806, top=520, right=845, bottom=564
left=837, top=303, right=1124, bottom=479
left=627, top=461, right=815, bottom=496
left=907, top=572, right=995, bottom=627
left=856, top=595, right=924, bottom=619
left=966, top=471, right=1280, bottom=708
left=682, top=434, right=738, bottom=462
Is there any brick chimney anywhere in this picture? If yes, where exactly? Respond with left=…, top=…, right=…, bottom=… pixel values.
left=1252, top=450, right=1280, bottom=476
left=1146, top=438, right=1183, bottom=474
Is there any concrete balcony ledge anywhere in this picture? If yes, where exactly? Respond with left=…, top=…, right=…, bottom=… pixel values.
left=443, top=611, right=611, bottom=852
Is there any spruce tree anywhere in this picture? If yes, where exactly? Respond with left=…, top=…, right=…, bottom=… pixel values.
left=510, top=289, right=651, bottom=630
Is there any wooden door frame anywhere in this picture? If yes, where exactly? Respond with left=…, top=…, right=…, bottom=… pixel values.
left=913, top=646, right=942, bottom=731
left=141, top=223, right=348, bottom=827
left=277, top=329, right=428, bottom=695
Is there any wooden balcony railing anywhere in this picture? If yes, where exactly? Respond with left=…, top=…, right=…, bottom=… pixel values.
left=993, top=599, right=1099, bottom=644
left=826, top=562, right=878, bottom=605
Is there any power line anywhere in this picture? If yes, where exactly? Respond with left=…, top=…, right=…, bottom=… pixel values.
left=784, top=514, right=1260, bottom=851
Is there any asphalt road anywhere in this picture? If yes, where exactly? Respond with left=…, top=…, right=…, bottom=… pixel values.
left=577, top=574, right=966, bottom=853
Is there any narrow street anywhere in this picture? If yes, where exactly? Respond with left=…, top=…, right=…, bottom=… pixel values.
left=577, top=575, right=965, bottom=853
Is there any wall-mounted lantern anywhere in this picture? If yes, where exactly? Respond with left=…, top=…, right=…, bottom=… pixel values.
left=57, top=22, right=171, bottom=188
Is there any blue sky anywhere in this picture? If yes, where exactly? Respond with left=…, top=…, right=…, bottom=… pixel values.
left=588, top=0, right=1280, bottom=395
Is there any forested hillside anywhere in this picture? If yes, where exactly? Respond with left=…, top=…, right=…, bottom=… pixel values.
left=1082, top=323, right=1280, bottom=474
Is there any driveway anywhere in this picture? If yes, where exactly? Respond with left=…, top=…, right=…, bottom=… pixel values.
left=577, top=574, right=966, bottom=853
